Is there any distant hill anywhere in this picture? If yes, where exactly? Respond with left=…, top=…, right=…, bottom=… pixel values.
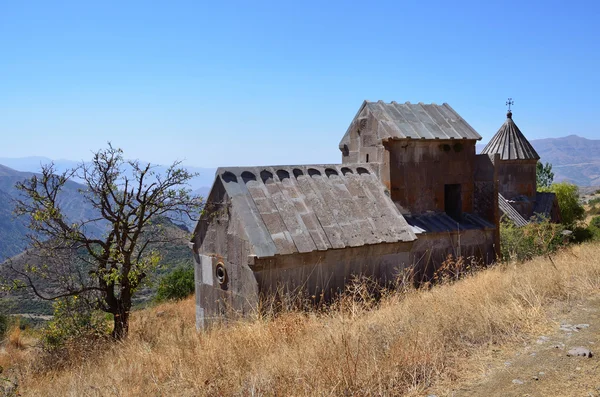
left=0, top=159, right=208, bottom=261
left=530, top=135, right=600, bottom=187
left=0, top=189, right=29, bottom=260
left=1, top=216, right=193, bottom=316
left=0, top=161, right=204, bottom=314
left=0, top=164, right=107, bottom=262
left=478, top=135, right=600, bottom=187
left=0, top=156, right=217, bottom=194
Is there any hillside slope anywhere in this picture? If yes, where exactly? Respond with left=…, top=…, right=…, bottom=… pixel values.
left=0, top=216, right=193, bottom=315
left=0, top=164, right=106, bottom=261
left=0, top=190, right=29, bottom=260
left=7, top=243, right=600, bottom=396
left=531, top=135, right=600, bottom=186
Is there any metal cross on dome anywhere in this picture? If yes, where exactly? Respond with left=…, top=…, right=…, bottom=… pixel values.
left=506, top=98, right=514, bottom=112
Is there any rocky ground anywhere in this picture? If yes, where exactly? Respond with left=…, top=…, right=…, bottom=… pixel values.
left=435, top=295, right=600, bottom=396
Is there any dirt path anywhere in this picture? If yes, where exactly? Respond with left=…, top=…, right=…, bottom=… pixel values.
left=442, top=295, right=600, bottom=396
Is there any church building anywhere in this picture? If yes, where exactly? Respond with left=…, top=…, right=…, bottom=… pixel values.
left=190, top=100, right=540, bottom=329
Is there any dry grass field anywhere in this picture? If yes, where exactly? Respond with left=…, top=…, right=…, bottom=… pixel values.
left=2, top=243, right=600, bottom=396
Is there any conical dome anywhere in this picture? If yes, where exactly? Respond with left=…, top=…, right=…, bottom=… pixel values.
left=481, top=111, right=540, bottom=160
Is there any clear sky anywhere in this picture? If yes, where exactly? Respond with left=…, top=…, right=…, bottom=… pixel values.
left=1, top=0, right=599, bottom=167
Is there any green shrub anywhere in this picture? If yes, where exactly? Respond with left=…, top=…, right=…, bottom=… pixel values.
left=0, top=299, right=17, bottom=341
left=572, top=226, right=595, bottom=243
left=540, top=182, right=585, bottom=229
left=536, top=161, right=554, bottom=189
left=155, top=265, right=195, bottom=302
left=584, top=216, right=600, bottom=241
left=0, top=313, right=11, bottom=340
left=43, top=296, right=110, bottom=349
left=500, top=217, right=566, bottom=262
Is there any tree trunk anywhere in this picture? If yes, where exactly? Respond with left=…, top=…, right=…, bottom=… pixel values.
left=111, top=302, right=130, bottom=340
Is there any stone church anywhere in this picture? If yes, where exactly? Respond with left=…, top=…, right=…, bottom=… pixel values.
left=190, top=100, right=547, bottom=329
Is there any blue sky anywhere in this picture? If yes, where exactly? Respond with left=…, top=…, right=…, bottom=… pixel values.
left=1, top=0, right=599, bottom=167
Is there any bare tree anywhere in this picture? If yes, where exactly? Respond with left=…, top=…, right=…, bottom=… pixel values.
left=12, top=145, right=201, bottom=339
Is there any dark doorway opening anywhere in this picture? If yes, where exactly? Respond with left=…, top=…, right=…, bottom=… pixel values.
left=445, top=184, right=462, bottom=221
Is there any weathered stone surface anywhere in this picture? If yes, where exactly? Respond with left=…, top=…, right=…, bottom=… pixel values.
left=567, top=347, right=593, bottom=358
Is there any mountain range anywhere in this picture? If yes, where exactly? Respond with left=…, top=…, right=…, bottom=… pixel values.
left=0, top=157, right=214, bottom=198
left=1, top=134, right=599, bottom=260
left=0, top=164, right=108, bottom=261
left=530, top=135, right=600, bottom=187
left=475, top=135, right=600, bottom=187
left=0, top=164, right=196, bottom=315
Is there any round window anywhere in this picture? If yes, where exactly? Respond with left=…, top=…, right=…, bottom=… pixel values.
left=216, top=263, right=228, bottom=286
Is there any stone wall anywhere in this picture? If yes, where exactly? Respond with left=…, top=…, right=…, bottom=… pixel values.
left=192, top=181, right=258, bottom=330
left=253, top=241, right=413, bottom=301
left=385, top=139, right=476, bottom=214
left=409, top=228, right=497, bottom=281
left=496, top=159, right=537, bottom=200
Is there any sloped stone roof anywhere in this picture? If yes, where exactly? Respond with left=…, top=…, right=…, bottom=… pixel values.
left=498, top=193, right=529, bottom=227
left=404, top=212, right=495, bottom=234
left=208, top=164, right=417, bottom=258
left=339, top=101, right=482, bottom=150
left=481, top=112, right=540, bottom=160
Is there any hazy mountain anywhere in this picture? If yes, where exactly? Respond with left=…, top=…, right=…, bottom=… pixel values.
left=0, top=159, right=205, bottom=262
left=0, top=156, right=217, bottom=193
left=0, top=164, right=108, bottom=261
left=530, top=135, right=600, bottom=186
left=0, top=189, right=30, bottom=260
left=478, top=135, right=600, bottom=187
left=2, top=215, right=193, bottom=316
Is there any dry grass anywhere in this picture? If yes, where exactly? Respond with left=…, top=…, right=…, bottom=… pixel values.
left=5, top=243, right=600, bottom=396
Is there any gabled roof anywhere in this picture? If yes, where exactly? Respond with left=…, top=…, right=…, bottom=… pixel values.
left=481, top=111, right=540, bottom=160
left=202, top=164, right=417, bottom=258
left=339, top=100, right=482, bottom=149
left=498, top=193, right=529, bottom=227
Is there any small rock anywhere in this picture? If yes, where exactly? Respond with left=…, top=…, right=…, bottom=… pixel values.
left=530, top=352, right=537, bottom=356
left=567, top=347, right=593, bottom=358
left=512, top=379, right=524, bottom=385
left=575, top=324, right=590, bottom=329
left=560, top=326, right=576, bottom=332
left=532, top=375, right=539, bottom=381
left=537, top=336, right=550, bottom=344
left=504, top=361, right=512, bottom=367
left=576, top=367, right=581, bottom=371
left=156, top=311, right=165, bottom=317
left=539, top=372, right=545, bottom=375
left=552, top=343, right=565, bottom=349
